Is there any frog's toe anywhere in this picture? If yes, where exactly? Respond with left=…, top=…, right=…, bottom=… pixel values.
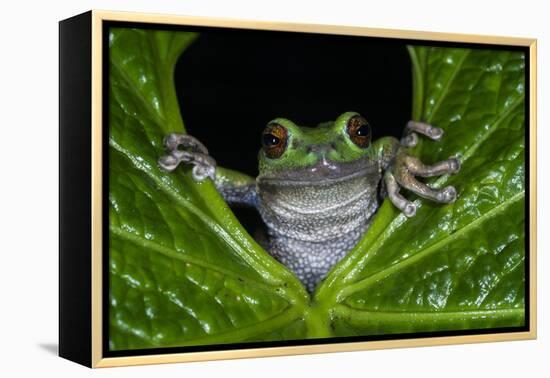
left=427, top=126, right=444, bottom=140
left=405, top=121, right=444, bottom=141
left=437, top=186, right=457, bottom=203
left=448, top=157, right=461, bottom=173
left=401, top=132, right=418, bottom=147
left=164, top=133, right=209, bottom=155
left=158, top=154, right=179, bottom=172
left=403, top=202, right=417, bottom=217
left=192, top=163, right=216, bottom=182
left=164, top=133, right=182, bottom=150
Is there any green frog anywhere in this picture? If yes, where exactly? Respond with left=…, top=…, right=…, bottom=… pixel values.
left=159, top=112, right=460, bottom=292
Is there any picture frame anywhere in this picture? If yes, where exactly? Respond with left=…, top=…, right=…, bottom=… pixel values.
left=59, top=10, right=537, bottom=368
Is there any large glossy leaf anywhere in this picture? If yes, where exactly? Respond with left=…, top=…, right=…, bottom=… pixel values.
left=108, top=28, right=308, bottom=351
left=316, top=46, right=525, bottom=336
left=108, top=27, right=526, bottom=350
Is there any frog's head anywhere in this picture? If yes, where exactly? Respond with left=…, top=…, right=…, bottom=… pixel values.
left=257, top=112, right=377, bottom=184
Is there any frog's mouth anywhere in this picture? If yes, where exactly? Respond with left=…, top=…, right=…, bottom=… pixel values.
left=257, top=156, right=378, bottom=187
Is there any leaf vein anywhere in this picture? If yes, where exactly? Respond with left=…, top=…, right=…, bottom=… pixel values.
left=337, top=191, right=525, bottom=301
left=111, top=225, right=281, bottom=293
left=426, top=49, right=471, bottom=123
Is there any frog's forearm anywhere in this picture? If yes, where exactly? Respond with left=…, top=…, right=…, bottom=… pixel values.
left=372, top=136, right=400, bottom=170
left=214, top=167, right=259, bottom=207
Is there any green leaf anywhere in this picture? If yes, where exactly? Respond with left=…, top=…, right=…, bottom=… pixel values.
left=108, top=28, right=308, bottom=351
left=315, top=46, right=526, bottom=336
left=108, top=27, right=526, bottom=350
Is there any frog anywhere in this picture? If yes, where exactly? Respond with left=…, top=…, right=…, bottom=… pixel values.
left=158, top=112, right=460, bottom=292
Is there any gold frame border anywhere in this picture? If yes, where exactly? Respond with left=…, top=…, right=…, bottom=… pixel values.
left=90, top=9, right=538, bottom=368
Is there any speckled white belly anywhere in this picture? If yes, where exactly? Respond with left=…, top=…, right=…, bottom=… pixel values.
left=257, top=171, right=381, bottom=292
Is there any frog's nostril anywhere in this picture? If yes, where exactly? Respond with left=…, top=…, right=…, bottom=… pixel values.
left=308, top=144, right=335, bottom=155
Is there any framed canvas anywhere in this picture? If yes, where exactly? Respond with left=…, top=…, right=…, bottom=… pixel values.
left=59, top=10, right=537, bottom=368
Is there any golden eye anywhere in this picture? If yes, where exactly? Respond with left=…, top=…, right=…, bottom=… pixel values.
left=261, top=123, right=288, bottom=159
left=346, top=115, right=371, bottom=148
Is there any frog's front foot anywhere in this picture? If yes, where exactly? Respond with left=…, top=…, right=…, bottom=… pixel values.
left=158, top=133, right=216, bottom=181
left=385, top=121, right=461, bottom=217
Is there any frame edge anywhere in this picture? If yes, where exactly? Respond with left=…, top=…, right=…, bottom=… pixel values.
left=59, top=10, right=93, bottom=368
left=88, top=9, right=538, bottom=368
left=528, top=39, right=537, bottom=340
left=92, top=9, right=536, bottom=46
left=91, top=9, right=104, bottom=368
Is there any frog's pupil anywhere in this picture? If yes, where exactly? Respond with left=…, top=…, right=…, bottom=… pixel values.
left=263, top=134, right=280, bottom=147
left=356, top=124, right=370, bottom=136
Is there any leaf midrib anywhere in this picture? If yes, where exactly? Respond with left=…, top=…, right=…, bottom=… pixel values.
left=336, top=191, right=525, bottom=301
left=334, top=305, right=524, bottom=323
left=460, top=94, right=525, bottom=162
left=111, top=59, right=166, bottom=127
left=110, top=225, right=285, bottom=293
left=426, top=49, right=470, bottom=123
left=160, top=306, right=304, bottom=347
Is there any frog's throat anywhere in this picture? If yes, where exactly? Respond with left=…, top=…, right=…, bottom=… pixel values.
left=257, top=157, right=378, bottom=187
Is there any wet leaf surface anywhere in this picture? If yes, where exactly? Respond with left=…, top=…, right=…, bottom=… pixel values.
left=109, top=29, right=526, bottom=349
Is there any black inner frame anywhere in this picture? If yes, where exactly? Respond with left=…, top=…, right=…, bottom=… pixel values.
left=102, top=20, right=531, bottom=358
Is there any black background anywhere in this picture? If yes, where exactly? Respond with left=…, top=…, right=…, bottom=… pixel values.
left=174, top=29, right=412, bottom=178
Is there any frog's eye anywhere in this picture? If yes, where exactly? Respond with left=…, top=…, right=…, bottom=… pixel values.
left=346, top=115, right=371, bottom=148
left=262, top=123, right=288, bottom=159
